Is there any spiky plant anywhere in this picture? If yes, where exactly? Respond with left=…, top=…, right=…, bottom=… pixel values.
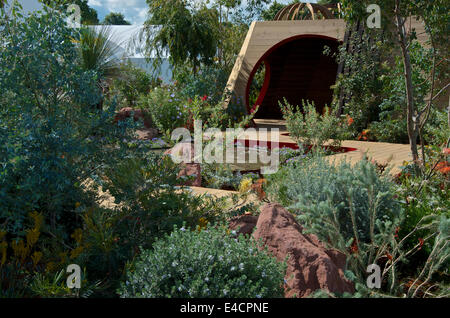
left=78, top=26, right=123, bottom=109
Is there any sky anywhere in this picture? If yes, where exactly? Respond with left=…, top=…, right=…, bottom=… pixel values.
left=88, top=0, right=318, bottom=25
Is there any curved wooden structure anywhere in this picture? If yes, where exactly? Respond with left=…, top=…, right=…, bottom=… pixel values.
left=223, top=4, right=429, bottom=120
left=223, top=19, right=347, bottom=119
left=274, top=3, right=336, bottom=21
left=246, top=35, right=339, bottom=118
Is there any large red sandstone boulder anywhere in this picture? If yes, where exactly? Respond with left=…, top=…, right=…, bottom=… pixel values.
left=252, top=203, right=354, bottom=298
left=114, top=107, right=153, bottom=129
left=164, top=143, right=201, bottom=187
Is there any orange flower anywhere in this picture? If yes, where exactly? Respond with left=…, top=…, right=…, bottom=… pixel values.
left=346, top=115, right=354, bottom=126
left=436, top=161, right=450, bottom=175
left=386, top=252, right=393, bottom=261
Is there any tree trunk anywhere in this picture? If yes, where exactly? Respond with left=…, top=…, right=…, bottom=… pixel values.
left=395, top=2, right=419, bottom=163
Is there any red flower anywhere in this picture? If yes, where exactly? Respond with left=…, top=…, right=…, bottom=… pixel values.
left=350, top=238, right=359, bottom=254
left=386, top=252, right=393, bottom=261
left=394, top=226, right=400, bottom=239
left=201, top=95, right=208, bottom=101
left=418, top=238, right=424, bottom=250
left=442, top=148, right=450, bottom=155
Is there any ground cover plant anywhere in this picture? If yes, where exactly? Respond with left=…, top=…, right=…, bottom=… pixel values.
left=119, top=224, right=286, bottom=298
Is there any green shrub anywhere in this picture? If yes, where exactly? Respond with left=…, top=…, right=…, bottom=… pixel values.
left=369, top=42, right=440, bottom=144
left=0, top=5, right=138, bottom=237
left=101, top=151, right=227, bottom=250
left=174, top=64, right=229, bottom=105
left=279, top=99, right=348, bottom=149
left=186, top=94, right=256, bottom=131
left=201, top=163, right=243, bottom=190
left=394, top=155, right=450, bottom=261
left=138, top=85, right=189, bottom=139
left=332, top=28, right=387, bottom=137
left=267, top=156, right=403, bottom=244
left=266, top=156, right=403, bottom=286
left=109, top=62, right=161, bottom=108
left=266, top=155, right=450, bottom=296
left=119, top=224, right=286, bottom=298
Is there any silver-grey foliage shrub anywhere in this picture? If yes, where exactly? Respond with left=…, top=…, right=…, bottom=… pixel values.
left=119, top=225, right=286, bottom=298
left=266, top=156, right=403, bottom=286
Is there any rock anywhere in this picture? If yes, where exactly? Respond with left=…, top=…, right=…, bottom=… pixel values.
left=178, top=163, right=202, bottom=187
left=164, top=143, right=201, bottom=186
left=114, top=107, right=153, bottom=129
left=136, top=128, right=159, bottom=141
left=164, top=142, right=195, bottom=163
left=252, top=203, right=354, bottom=298
left=228, top=214, right=258, bottom=236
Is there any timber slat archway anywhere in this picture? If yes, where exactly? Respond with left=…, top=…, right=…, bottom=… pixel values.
left=223, top=3, right=427, bottom=120
left=274, top=3, right=337, bottom=21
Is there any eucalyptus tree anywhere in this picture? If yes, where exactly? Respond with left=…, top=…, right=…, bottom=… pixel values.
left=143, top=0, right=270, bottom=74
left=341, top=0, right=449, bottom=164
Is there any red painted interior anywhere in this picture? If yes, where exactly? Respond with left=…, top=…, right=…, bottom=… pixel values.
left=245, top=34, right=340, bottom=119
left=235, top=139, right=357, bottom=153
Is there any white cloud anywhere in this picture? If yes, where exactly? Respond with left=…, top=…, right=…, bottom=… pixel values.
left=87, top=0, right=319, bottom=25
left=88, top=0, right=148, bottom=25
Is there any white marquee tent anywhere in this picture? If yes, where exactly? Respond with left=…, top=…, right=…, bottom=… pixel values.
left=4, top=0, right=173, bottom=82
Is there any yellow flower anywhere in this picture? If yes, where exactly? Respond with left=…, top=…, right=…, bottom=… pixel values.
left=26, top=228, right=40, bottom=248
left=71, top=228, right=83, bottom=244
left=11, top=239, right=28, bottom=261
left=29, top=211, right=43, bottom=231
left=31, top=251, right=43, bottom=266
left=70, top=246, right=84, bottom=259
left=197, top=217, right=208, bottom=232
left=239, top=178, right=253, bottom=194
left=46, top=261, right=56, bottom=272
left=0, top=230, right=6, bottom=241
left=0, top=241, right=7, bottom=266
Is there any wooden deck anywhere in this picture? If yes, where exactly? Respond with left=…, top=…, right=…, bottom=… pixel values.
left=190, top=119, right=413, bottom=199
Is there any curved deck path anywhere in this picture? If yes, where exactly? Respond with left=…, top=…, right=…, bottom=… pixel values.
left=190, top=119, right=413, bottom=198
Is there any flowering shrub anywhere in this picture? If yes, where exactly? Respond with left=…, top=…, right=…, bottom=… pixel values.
left=174, top=64, right=229, bottom=105
left=266, top=155, right=449, bottom=297
left=0, top=212, right=100, bottom=297
left=267, top=156, right=403, bottom=244
left=108, top=62, right=162, bottom=108
left=138, top=86, right=189, bottom=139
left=266, top=156, right=403, bottom=287
left=279, top=99, right=348, bottom=149
left=119, top=224, right=286, bottom=298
